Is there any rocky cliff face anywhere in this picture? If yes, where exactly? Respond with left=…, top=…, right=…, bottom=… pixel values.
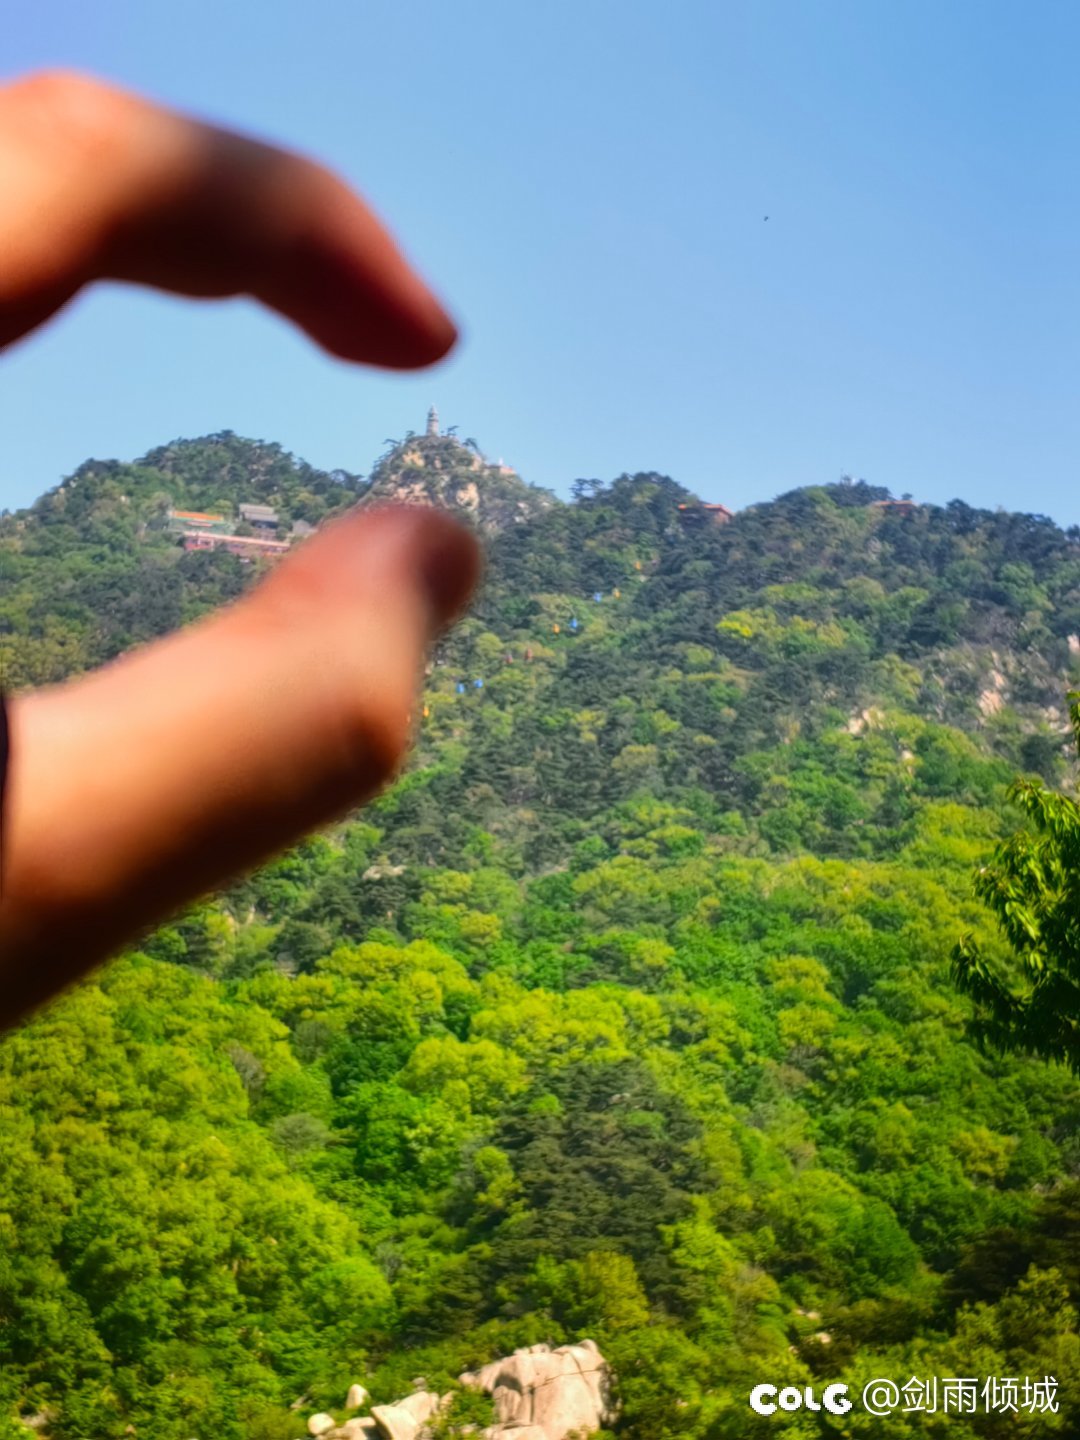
left=462, top=1340, right=615, bottom=1439
left=363, top=430, right=555, bottom=535
left=306, top=1341, right=614, bottom=1440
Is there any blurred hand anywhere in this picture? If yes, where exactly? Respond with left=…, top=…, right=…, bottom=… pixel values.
left=0, top=72, right=481, bottom=1024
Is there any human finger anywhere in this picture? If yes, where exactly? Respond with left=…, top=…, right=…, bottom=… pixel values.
left=0, top=503, right=481, bottom=1022
left=0, top=70, right=457, bottom=365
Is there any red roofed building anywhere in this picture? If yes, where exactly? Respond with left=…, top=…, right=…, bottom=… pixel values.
left=181, top=531, right=289, bottom=561
left=169, top=509, right=229, bottom=534
left=677, top=502, right=734, bottom=527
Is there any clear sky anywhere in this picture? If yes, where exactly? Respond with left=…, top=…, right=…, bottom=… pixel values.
left=3, top=1, right=1080, bottom=525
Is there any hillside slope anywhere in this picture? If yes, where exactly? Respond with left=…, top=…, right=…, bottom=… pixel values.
left=3, top=437, right=1080, bottom=1439
left=364, top=412, right=555, bottom=533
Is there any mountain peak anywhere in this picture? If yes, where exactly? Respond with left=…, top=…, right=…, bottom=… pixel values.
left=364, top=417, right=556, bottom=534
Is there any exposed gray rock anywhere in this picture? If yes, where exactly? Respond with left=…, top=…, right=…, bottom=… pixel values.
left=459, top=1340, right=614, bottom=1440
left=400, top=1392, right=441, bottom=1426
left=346, top=1386, right=370, bottom=1412
left=308, top=1415, right=336, bottom=1437
left=370, top=1403, right=421, bottom=1440
left=335, top=1421, right=378, bottom=1439
left=363, top=1387, right=448, bottom=1439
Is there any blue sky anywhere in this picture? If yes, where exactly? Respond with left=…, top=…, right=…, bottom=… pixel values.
left=3, top=1, right=1080, bottom=525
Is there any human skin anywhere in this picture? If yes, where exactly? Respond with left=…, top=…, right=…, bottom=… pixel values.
left=0, top=72, right=481, bottom=1026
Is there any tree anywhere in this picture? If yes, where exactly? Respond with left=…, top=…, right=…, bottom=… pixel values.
left=953, top=692, right=1080, bottom=1071
left=12, top=432, right=1080, bottom=1435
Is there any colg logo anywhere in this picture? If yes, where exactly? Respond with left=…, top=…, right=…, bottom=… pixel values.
left=749, top=1383, right=852, bottom=1416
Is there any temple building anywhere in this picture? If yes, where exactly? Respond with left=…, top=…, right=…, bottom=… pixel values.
left=168, top=509, right=229, bottom=534
left=238, top=503, right=280, bottom=532
left=677, top=501, right=734, bottom=527
left=168, top=503, right=289, bottom=561
left=181, top=531, right=289, bottom=560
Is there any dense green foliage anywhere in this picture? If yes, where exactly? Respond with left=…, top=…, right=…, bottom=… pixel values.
left=955, top=693, right=1080, bottom=1073
left=4, top=436, right=1080, bottom=1436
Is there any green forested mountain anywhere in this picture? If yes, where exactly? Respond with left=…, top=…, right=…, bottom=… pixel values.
left=3, top=431, right=1080, bottom=1438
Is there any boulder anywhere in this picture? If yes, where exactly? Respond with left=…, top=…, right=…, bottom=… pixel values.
left=398, top=1392, right=441, bottom=1426
left=370, top=1403, right=419, bottom=1440
left=460, top=1340, right=614, bottom=1440
left=346, top=1385, right=370, bottom=1412
left=308, top=1416, right=336, bottom=1437
left=367, top=1386, right=455, bottom=1440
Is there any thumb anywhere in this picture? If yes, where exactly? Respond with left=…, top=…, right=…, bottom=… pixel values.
left=0, top=503, right=480, bottom=1012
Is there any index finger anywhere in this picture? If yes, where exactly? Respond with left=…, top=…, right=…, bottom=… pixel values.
left=0, top=70, right=457, bottom=365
